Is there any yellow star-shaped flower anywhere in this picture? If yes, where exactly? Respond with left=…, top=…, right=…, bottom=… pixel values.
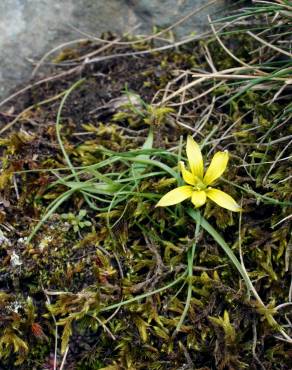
left=156, top=136, right=241, bottom=212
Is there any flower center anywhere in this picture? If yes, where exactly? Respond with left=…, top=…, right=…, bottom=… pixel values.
left=193, top=176, right=206, bottom=191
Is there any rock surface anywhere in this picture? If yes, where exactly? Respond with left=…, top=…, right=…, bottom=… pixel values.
left=0, top=0, right=225, bottom=99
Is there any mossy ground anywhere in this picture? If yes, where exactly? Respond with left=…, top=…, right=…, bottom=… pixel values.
left=0, top=15, right=291, bottom=370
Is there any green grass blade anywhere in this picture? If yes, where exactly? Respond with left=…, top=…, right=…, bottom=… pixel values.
left=187, top=208, right=252, bottom=294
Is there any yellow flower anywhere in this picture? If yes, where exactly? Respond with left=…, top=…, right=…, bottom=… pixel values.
left=156, top=136, right=241, bottom=212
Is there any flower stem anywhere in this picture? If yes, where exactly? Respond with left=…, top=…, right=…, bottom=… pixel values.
left=175, top=212, right=201, bottom=334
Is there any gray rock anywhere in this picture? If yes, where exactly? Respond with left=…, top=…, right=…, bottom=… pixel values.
left=0, top=0, right=225, bottom=100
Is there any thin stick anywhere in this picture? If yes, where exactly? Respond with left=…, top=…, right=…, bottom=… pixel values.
left=94, top=316, right=116, bottom=340
left=191, top=72, right=286, bottom=81
left=31, top=38, right=89, bottom=77
left=272, top=214, right=292, bottom=228
left=208, top=15, right=266, bottom=74
left=263, top=139, right=292, bottom=184
left=85, top=32, right=211, bottom=65
left=247, top=31, right=292, bottom=58
left=43, top=289, right=58, bottom=370
left=252, top=320, right=266, bottom=370
left=0, top=65, right=81, bottom=110
left=238, top=207, right=292, bottom=343
left=168, top=81, right=224, bottom=107
left=208, top=109, right=253, bottom=154
left=59, top=345, right=69, bottom=370
left=196, top=96, right=216, bottom=134
left=0, top=91, right=66, bottom=135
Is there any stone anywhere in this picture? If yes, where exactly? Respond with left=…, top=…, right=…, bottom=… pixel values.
left=0, top=0, right=225, bottom=99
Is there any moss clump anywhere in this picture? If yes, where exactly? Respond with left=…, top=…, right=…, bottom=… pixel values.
left=0, top=4, right=291, bottom=368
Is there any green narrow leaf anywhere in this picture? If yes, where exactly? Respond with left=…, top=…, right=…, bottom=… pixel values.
left=132, top=127, right=153, bottom=177
left=187, top=208, right=252, bottom=293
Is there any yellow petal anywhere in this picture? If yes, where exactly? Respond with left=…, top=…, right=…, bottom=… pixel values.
left=191, top=190, right=207, bottom=208
left=186, top=136, right=204, bottom=178
left=156, top=186, right=193, bottom=207
left=206, top=188, right=242, bottom=212
left=203, top=151, right=229, bottom=185
left=180, top=161, right=196, bottom=185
